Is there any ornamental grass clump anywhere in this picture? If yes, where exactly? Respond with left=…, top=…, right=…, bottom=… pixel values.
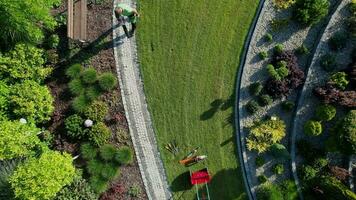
left=114, top=146, right=133, bottom=165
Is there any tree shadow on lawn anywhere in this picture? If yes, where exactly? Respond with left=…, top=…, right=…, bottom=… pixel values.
left=200, top=94, right=234, bottom=121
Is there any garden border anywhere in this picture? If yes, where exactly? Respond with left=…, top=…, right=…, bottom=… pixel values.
left=289, top=1, right=344, bottom=199
left=112, top=0, right=172, bottom=199
left=234, top=0, right=267, bottom=200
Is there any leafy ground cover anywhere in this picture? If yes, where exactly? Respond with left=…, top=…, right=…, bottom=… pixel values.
left=137, top=0, right=259, bottom=199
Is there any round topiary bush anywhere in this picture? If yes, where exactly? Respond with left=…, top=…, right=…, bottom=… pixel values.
left=114, top=146, right=133, bottom=165
left=80, top=143, right=98, bottom=160
left=66, top=64, right=83, bottom=79
left=294, top=0, right=330, bottom=26
left=258, top=94, right=273, bottom=106
left=64, top=114, right=86, bottom=139
left=275, top=44, right=284, bottom=54
left=84, top=101, right=108, bottom=122
left=99, top=144, right=118, bottom=161
left=249, top=82, right=263, bottom=96
left=82, top=68, right=97, bottom=84
left=88, top=122, right=111, bottom=146
left=269, top=143, right=290, bottom=159
left=304, top=120, right=323, bottom=136
left=246, top=100, right=260, bottom=114
left=316, top=104, right=336, bottom=121
left=329, top=72, right=349, bottom=90
left=98, top=73, right=117, bottom=91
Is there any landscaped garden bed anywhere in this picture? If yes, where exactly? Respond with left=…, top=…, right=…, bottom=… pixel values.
left=0, top=0, right=146, bottom=199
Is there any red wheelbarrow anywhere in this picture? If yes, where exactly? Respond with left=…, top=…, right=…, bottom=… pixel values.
left=190, top=168, right=211, bottom=200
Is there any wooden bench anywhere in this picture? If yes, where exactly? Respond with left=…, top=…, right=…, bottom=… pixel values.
left=67, top=0, right=87, bottom=41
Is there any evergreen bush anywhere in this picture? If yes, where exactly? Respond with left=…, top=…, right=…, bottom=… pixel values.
left=304, top=120, right=322, bottom=136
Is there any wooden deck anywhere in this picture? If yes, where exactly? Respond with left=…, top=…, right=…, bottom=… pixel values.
left=67, top=0, right=87, bottom=41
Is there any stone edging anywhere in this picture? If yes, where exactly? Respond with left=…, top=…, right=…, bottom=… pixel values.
left=112, top=1, right=172, bottom=199
left=289, top=1, right=345, bottom=199
left=234, top=1, right=267, bottom=200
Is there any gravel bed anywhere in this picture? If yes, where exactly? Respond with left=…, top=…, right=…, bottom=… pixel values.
left=290, top=0, right=352, bottom=194
left=237, top=0, right=339, bottom=198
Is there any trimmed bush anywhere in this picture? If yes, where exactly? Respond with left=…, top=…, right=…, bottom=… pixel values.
left=258, top=175, right=268, bottom=183
left=47, top=34, right=59, bottom=49
left=68, top=78, right=85, bottom=95
left=66, top=64, right=83, bottom=79
left=329, top=72, right=349, bottom=90
left=89, top=175, right=108, bottom=194
left=128, top=184, right=141, bottom=198
left=256, top=183, right=283, bottom=200
left=267, top=63, right=289, bottom=81
left=265, top=33, right=273, bottom=42
left=88, top=122, right=111, bottom=146
left=273, top=164, right=284, bottom=175
left=99, top=144, right=118, bottom=161
left=9, top=80, right=54, bottom=123
left=329, top=32, right=348, bottom=51
left=246, top=100, right=260, bottom=114
left=256, top=155, right=265, bottom=167
left=85, top=86, right=102, bottom=101
left=82, top=68, right=97, bottom=84
left=281, top=101, right=295, bottom=111
left=80, top=143, right=98, bottom=160
left=87, top=159, right=104, bottom=175
left=72, top=94, right=91, bottom=113
left=275, top=44, right=284, bottom=54
left=320, top=54, right=337, bottom=72
left=54, top=177, right=98, bottom=200
left=332, top=110, right=356, bottom=155
left=296, top=44, right=309, bottom=55
left=259, top=51, right=268, bottom=60
left=84, top=101, right=108, bottom=122
left=293, top=0, right=329, bottom=26
left=273, top=0, right=296, bottom=9
left=98, top=73, right=117, bottom=91
left=100, top=163, right=120, bottom=180
left=280, top=180, right=298, bottom=200
left=269, top=143, right=290, bottom=159
left=258, top=94, right=273, bottom=106
left=304, top=120, right=322, bottom=136
left=114, top=146, right=133, bottom=165
left=315, top=104, right=336, bottom=121
left=249, top=82, right=263, bottom=96
left=64, top=114, right=86, bottom=139
left=299, top=165, right=317, bottom=181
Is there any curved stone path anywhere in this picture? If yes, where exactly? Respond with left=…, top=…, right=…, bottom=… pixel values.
left=290, top=0, right=349, bottom=198
left=112, top=1, right=171, bottom=199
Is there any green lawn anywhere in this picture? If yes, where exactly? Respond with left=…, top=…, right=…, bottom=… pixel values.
left=136, top=0, right=260, bottom=199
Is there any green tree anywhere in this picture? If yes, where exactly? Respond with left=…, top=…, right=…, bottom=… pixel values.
left=0, top=0, right=61, bottom=49
left=247, top=117, right=286, bottom=153
left=54, top=176, right=98, bottom=200
left=0, top=120, right=41, bottom=160
left=333, top=110, right=356, bottom=155
left=10, top=151, right=75, bottom=200
left=9, top=80, right=54, bottom=123
left=0, top=44, right=52, bottom=83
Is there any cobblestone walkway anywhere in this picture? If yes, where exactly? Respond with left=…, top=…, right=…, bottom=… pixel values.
left=112, top=1, right=171, bottom=199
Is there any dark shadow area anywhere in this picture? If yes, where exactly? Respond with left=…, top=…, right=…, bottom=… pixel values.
left=200, top=94, right=235, bottom=121
left=170, top=171, right=193, bottom=192
left=220, top=136, right=234, bottom=147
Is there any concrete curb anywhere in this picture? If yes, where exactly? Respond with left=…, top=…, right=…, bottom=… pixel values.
left=234, top=1, right=267, bottom=200
left=112, top=1, right=172, bottom=199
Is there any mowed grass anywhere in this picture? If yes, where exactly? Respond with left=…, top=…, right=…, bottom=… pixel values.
left=137, top=0, right=259, bottom=199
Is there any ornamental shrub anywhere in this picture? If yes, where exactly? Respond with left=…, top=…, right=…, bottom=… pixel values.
left=72, top=94, right=91, bottom=113
left=281, top=101, right=295, bottom=111
left=85, top=86, right=102, bottom=101
left=9, top=80, right=54, bottom=123
left=114, top=146, right=133, bottom=165
left=315, top=104, right=336, bottom=121
left=84, top=101, right=108, bottom=122
left=0, top=120, right=41, bottom=160
left=64, top=114, right=86, bottom=139
left=273, top=0, right=296, bottom=9
left=98, top=72, right=117, bottom=91
left=246, top=100, right=260, bottom=114
left=259, top=51, right=268, bottom=60
left=329, top=72, right=349, bottom=90
left=304, top=120, right=322, bottom=136
left=128, top=184, right=141, bottom=198
left=80, top=143, right=98, bottom=160
left=256, top=183, right=283, bottom=200
left=296, top=44, right=309, bottom=55
left=99, top=144, right=118, bottom=161
left=0, top=0, right=61, bottom=49
left=47, top=34, right=60, bottom=49
left=247, top=117, right=286, bottom=153
left=275, top=44, right=284, bottom=54
left=294, top=0, right=329, bottom=26
left=256, top=155, right=265, bottom=167
left=54, top=177, right=98, bottom=200
left=329, top=32, right=348, bottom=51
left=258, top=94, right=273, bottom=106
left=82, top=68, right=97, bottom=84
left=66, top=64, right=83, bottom=79
left=0, top=44, right=52, bottom=83
left=258, top=175, right=268, bottom=183
left=249, top=82, right=263, bottom=96
left=68, top=78, right=85, bottom=96
left=267, top=63, right=289, bottom=81
left=299, top=165, right=317, bottom=181
left=280, top=180, right=298, bottom=200
left=9, top=151, right=75, bottom=200
left=320, top=54, right=337, bottom=72
left=265, top=33, right=273, bottom=42
left=312, top=158, right=328, bottom=171
left=269, top=143, right=290, bottom=159
left=273, top=164, right=284, bottom=175
left=315, top=175, right=356, bottom=200
left=88, top=122, right=111, bottom=146
left=100, top=163, right=120, bottom=180
left=333, top=110, right=356, bottom=155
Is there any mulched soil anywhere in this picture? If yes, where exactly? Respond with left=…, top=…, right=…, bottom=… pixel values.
left=46, top=1, right=147, bottom=199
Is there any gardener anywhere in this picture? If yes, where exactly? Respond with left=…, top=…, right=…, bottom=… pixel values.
left=114, top=3, right=139, bottom=38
